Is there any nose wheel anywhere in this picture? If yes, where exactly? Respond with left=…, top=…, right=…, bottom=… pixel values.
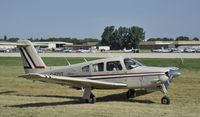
left=161, top=96, right=170, bottom=104
left=160, top=84, right=170, bottom=105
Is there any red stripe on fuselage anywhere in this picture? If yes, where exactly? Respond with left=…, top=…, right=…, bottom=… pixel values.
left=87, top=73, right=163, bottom=80
left=69, top=72, right=164, bottom=78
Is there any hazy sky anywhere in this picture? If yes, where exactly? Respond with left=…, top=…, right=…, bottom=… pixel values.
left=0, top=0, right=199, bottom=40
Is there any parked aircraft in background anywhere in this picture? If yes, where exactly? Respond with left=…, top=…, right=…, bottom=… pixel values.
left=123, top=48, right=133, bottom=53
left=0, top=48, right=11, bottom=53
left=76, top=49, right=90, bottom=53
left=184, top=48, right=196, bottom=53
left=53, top=48, right=64, bottom=52
left=152, top=47, right=172, bottom=53
left=63, top=48, right=73, bottom=53
left=123, top=48, right=139, bottom=53
left=17, top=40, right=180, bottom=104
left=0, top=43, right=16, bottom=53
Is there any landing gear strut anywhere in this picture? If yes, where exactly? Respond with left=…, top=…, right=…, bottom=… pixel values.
left=160, top=84, right=170, bottom=104
left=126, top=89, right=136, bottom=99
left=83, top=87, right=96, bottom=103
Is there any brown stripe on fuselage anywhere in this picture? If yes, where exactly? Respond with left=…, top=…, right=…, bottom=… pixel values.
left=69, top=72, right=164, bottom=80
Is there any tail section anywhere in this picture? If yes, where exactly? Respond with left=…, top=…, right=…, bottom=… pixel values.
left=17, top=40, right=46, bottom=74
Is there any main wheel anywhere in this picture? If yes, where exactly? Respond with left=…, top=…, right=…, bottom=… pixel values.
left=126, top=89, right=136, bottom=99
left=90, top=93, right=96, bottom=104
left=161, top=96, right=170, bottom=104
left=85, top=93, right=96, bottom=104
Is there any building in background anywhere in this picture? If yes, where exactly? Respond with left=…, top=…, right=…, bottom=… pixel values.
left=33, top=42, right=73, bottom=49
left=0, top=41, right=73, bottom=52
left=139, top=41, right=200, bottom=50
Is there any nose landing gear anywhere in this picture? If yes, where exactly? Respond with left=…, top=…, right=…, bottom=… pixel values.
left=160, top=84, right=170, bottom=105
left=161, top=96, right=170, bottom=104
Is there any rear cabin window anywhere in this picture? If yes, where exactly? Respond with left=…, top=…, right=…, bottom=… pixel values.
left=92, top=63, right=104, bottom=72
left=106, top=61, right=122, bottom=71
left=82, top=65, right=89, bottom=72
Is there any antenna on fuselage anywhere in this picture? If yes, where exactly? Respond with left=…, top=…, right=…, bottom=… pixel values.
left=65, top=58, right=71, bottom=66
left=83, top=57, right=88, bottom=62
left=180, top=58, right=184, bottom=65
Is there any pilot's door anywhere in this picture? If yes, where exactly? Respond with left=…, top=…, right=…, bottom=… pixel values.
left=104, top=61, right=126, bottom=82
left=124, top=58, right=142, bottom=88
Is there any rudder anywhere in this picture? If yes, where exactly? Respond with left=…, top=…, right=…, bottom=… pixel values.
left=17, top=40, right=46, bottom=74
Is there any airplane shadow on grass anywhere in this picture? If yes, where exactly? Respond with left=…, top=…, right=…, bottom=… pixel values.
left=6, top=91, right=155, bottom=108
left=0, top=91, right=17, bottom=95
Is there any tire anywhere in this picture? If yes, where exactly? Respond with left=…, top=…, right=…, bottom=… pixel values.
left=126, top=89, right=135, bottom=99
left=90, top=93, right=96, bottom=104
left=161, top=96, right=170, bottom=105
left=85, top=93, right=96, bottom=104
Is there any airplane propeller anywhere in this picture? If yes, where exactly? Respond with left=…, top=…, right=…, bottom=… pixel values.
left=164, top=67, right=180, bottom=87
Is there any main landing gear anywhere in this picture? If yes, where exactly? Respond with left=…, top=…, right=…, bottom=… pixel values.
left=83, top=88, right=96, bottom=104
left=127, top=85, right=170, bottom=105
left=126, top=89, right=136, bottom=99
left=160, top=84, right=170, bottom=104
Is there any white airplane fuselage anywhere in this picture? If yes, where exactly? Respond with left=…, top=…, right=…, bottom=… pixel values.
left=39, top=58, right=169, bottom=89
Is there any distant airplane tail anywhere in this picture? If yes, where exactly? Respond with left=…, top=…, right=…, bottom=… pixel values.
left=17, top=40, right=46, bottom=74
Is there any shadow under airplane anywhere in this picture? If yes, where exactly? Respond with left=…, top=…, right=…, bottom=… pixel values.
left=6, top=91, right=155, bottom=108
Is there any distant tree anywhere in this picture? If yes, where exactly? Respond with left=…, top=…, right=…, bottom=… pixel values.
left=28, top=38, right=33, bottom=41
left=162, top=37, right=174, bottom=41
left=83, top=38, right=99, bottom=42
left=101, top=26, right=115, bottom=46
left=176, top=36, right=189, bottom=41
left=118, top=26, right=129, bottom=49
left=7, top=38, right=19, bottom=42
left=147, top=37, right=174, bottom=41
left=193, top=37, right=199, bottom=41
left=147, top=38, right=158, bottom=41
left=110, top=29, right=120, bottom=50
left=129, top=26, right=145, bottom=49
left=37, top=37, right=99, bottom=45
left=100, top=26, right=145, bottom=49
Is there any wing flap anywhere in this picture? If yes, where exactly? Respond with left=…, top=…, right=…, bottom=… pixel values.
left=20, top=73, right=127, bottom=89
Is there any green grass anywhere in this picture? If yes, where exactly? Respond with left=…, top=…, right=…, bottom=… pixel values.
left=0, top=57, right=200, bottom=117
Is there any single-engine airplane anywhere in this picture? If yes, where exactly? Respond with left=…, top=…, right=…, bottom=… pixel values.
left=17, top=40, right=180, bottom=104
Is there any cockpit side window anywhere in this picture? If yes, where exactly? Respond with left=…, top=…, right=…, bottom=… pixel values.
left=92, top=63, right=104, bottom=72
left=106, top=61, right=122, bottom=71
left=82, top=65, right=90, bottom=72
left=124, top=58, right=143, bottom=70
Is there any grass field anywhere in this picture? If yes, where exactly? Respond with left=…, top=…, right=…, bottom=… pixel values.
left=0, top=57, right=200, bottom=117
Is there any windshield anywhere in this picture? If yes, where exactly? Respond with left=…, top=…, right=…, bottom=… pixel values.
left=124, top=58, right=144, bottom=70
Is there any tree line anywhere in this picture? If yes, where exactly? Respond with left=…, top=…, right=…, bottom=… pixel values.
left=148, top=36, right=199, bottom=41
left=1, top=25, right=199, bottom=50
left=0, top=36, right=99, bottom=45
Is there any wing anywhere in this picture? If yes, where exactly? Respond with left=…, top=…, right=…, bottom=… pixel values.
left=19, top=73, right=127, bottom=89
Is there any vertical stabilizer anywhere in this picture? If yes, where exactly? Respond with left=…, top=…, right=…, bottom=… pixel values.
left=17, top=40, right=46, bottom=74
